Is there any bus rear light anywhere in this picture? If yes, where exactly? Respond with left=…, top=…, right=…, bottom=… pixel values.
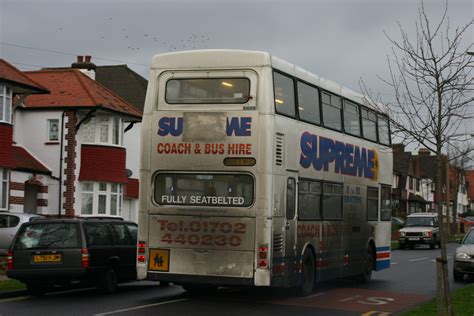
left=258, top=244, right=268, bottom=259
left=81, top=248, right=90, bottom=268
left=258, top=259, right=268, bottom=268
left=6, top=251, right=13, bottom=270
left=137, top=240, right=147, bottom=263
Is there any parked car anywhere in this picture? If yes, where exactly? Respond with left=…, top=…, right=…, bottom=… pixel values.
left=453, top=227, right=474, bottom=281
left=398, top=212, right=440, bottom=249
left=6, top=217, right=137, bottom=295
left=0, top=212, right=44, bottom=255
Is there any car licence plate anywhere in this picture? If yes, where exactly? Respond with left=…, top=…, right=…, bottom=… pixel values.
left=33, top=254, right=62, bottom=263
left=408, top=237, right=420, bottom=241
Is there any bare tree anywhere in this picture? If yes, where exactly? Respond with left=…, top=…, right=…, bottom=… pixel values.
left=361, top=2, right=473, bottom=315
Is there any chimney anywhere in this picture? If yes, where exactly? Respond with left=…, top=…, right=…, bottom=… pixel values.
left=392, top=143, right=405, bottom=153
left=418, top=148, right=431, bottom=156
left=71, top=55, right=96, bottom=80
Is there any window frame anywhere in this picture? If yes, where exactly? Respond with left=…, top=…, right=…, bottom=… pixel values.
left=343, top=100, right=361, bottom=137
left=165, top=77, right=251, bottom=105
left=47, top=119, right=60, bottom=142
left=377, top=114, right=391, bottom=146
left=361, top=107, right=378, bottom=143
left=81, top=115, right=123, bottom=147
left=0, top=85, right=12, bottom=124
left=80, top=181, right=123, bottom=216
left=0, top=168, right=9, bottom=211
left=298, top=178, right=322, bottom=221
left=321, top=182, right=343, bottom=221
left=367, top=187, right=379, bottom=221
left=272, top=70, right=297, bottom=119
left=296, top=79, right=321, bottom=126
left=321, top=91, right=343, bottom=132
left=286, top=178, right=296, bottom=220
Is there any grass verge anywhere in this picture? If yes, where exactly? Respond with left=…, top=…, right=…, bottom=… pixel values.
left=403, top=284, right=474, bottom=316
left=0, top=279, right=25, bottom=293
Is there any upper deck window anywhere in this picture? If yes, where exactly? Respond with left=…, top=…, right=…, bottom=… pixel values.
left=343, top=100, right=361, bottom=136
left=378, top=116, right=391, bottom=146
left=322, top=92, right=342, bottom=131
left=361, top=108, right=377, bottom=142
left=273, top=72, right=296, bottom=118
left=165, top=78, right=250, bottom=104
left=297, top=81, right=320, bottom=124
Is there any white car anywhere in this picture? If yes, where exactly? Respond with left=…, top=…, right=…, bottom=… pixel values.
left=398, top=212, right=440, bottom=249
left=0, top=212, right=44, bottom=255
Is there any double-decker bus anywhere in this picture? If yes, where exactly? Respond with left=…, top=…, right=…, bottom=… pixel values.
left=137, top=50, right=392, bottom=295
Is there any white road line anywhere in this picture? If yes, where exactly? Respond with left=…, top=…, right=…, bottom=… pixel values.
left=93, top=298, right=188, bottom=316
left=391, top=262, right=398, bottom=265
left=409, top=257, right=429, bottom=262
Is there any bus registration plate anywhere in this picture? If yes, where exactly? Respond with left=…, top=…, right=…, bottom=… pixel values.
left=148, top=249, right=170, bottom=272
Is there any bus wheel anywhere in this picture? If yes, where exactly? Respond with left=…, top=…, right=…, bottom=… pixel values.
left=357, top=246, right=374, bottom=283
left=297, top=249, right=315, bottom=296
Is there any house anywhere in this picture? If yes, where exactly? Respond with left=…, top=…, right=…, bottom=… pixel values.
left=466, top=170, right=474, bottom=211
left=391, top=144, right=427, bottom=216
left=0, top=59, right=50, bottom=213
left=9, top=56, right=142, bottom=218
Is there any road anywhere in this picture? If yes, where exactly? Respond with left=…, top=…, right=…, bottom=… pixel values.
left=0, top=243, right=470, bottom=316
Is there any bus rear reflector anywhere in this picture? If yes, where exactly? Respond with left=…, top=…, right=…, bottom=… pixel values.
left=258, top=244, right=269, bottom=268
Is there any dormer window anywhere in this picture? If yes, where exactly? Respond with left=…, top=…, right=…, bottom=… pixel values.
left=0, top=85, right=12, bottom=124
left=82, top=114, right=123, bottom=146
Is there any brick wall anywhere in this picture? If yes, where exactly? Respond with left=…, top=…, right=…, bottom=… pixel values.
left=0, top=124, right=15, bottom=169
left=63, top=111, right=77, bottom=217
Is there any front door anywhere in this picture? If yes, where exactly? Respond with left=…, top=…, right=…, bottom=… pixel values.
left=284, top=177, right=297, bottom=259
left=24, top=183, right=39, bottom=214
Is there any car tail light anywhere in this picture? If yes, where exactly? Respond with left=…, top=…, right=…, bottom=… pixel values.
left=258, top=244, right=269, bottom=268
left=6, top=251, right=13, bottom=270
left=81, top=248, right=90, bottom=268
left=137, top=240, right=147, bottom=263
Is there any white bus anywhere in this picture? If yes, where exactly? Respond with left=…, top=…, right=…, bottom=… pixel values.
left=137, top=50, right=392, bottom=295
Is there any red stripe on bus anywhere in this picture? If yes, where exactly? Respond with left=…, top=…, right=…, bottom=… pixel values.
left=376, top=252, right=390, bottom=259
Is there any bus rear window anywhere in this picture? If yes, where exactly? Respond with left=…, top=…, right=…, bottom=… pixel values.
left=165, top=78, right=250, bottom=104
left=154, top=173, right=254, bottom=207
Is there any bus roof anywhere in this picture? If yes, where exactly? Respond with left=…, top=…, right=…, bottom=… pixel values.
left=151, top=49, right=386, bottom=114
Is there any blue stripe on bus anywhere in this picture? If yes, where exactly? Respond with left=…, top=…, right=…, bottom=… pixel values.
left=376, top=246, right=390, bottom=252
left=375, top=259, right=390, bottom=270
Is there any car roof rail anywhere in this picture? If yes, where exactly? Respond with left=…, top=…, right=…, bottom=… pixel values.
left=79, top=216, right=124, bottom=221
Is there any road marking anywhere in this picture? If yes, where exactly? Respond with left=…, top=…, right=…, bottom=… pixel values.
left=391, top=262, right=398, bottom=265
left=303, top=292, right=326, bottom=299
left=93, top=298, right=188, bottom=315
left=47, top=287, right=95, bottom=296
left=0, top=296, right=30, bottom=303
left=409, top=257, right=429, bottom=262
left=361, top=311, right=392, bottom=316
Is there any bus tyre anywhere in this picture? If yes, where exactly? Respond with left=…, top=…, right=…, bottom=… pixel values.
left=358, top=247, right=374, bottom=283
left=430, top=242, right=435, bottom=249
left=100, top=267, right=118, bottom=294
left=298, top=249, right=315, bottom=296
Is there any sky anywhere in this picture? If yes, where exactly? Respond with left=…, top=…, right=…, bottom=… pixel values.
left=0, top=0, right=472, bottom=122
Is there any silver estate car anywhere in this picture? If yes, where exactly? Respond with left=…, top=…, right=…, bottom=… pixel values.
left=398, top=213, right=440, bottom=249
left=0, top=212, right=44, bottom=255
left=453, top=227, right=474, bottom=281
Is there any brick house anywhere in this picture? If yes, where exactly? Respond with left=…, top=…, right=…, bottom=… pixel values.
left=0, top=59, right=50, bottom=213
left=391, top=144, right=427, bottom=216
left=11, top=57, right=142, bottom=218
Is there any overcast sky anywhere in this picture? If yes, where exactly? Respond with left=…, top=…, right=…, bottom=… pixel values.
left=1, top=0, right=472, bottom=106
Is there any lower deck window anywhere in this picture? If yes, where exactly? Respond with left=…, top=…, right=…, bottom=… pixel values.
left=154, top=173, right=254, bottom=207
left=322, top=183, right=343, bottom=220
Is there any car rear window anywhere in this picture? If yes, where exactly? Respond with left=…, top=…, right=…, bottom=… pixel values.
left=14, top=223, right=81, bottom=250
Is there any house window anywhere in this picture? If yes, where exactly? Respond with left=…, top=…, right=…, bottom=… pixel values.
left=81, top=181, right=123, bottom=216
left=0, top=169, right=9, bottom=210
left=81, top=115, right=123, bottom=146
left=0, top=85, right=12, bottom=124
left=48, top=119, right=60, bottom=141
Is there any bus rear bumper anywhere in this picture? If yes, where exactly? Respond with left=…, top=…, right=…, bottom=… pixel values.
left=146, top=272, right=254, bottom=286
